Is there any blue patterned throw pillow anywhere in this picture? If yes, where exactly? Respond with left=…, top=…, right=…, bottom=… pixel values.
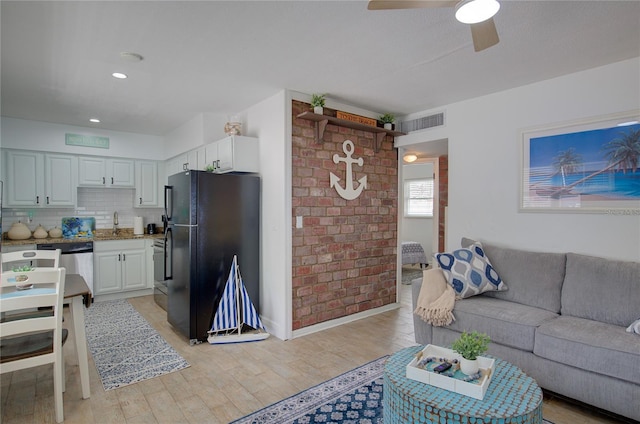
left=435, top=243, right=507, bottom=298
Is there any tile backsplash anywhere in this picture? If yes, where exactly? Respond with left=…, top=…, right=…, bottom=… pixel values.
left=2, top=187, right=163, bottom=234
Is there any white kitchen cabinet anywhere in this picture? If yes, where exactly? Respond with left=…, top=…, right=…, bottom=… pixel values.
left=188, top=148, right=207, bottom=171
left=165, top=147, right=205, bottom=178
left=205, top=135, right=259, bottom=173
left=135, top=160, right=158, bottom=207
left=94, top=240, right=147, bottom=295
left=3, top=150, right=77, bottom=207
left=78, top=157, right=134, bottom=187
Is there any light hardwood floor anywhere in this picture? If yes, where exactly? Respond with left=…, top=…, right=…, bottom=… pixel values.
left=0, top=283, right=630, bottom=423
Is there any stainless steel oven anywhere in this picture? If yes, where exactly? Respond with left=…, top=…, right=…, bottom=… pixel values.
left=153, top=234, right=171, bottom=311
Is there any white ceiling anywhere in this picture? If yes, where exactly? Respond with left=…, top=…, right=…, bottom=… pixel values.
left=2, top=1, right=639, bottom=139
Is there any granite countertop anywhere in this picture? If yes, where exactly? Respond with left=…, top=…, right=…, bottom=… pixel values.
left=2, top=228, right=164, bottom=247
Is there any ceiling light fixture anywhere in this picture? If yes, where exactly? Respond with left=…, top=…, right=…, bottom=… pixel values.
left=455, top=0, right=500, bottom=24
left=403, top=154, right=418, bottom=163
left=89, top=118, right=100, bottom=123
left=112, top=72, right=128, bottom=79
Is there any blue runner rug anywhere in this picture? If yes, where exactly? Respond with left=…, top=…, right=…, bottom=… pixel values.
left=233, top=356, right=554, bottom=424
left=84, top=299, right=190, bottom=390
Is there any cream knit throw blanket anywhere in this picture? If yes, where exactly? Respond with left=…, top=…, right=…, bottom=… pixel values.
left=413, top=268, right=456, bottom=326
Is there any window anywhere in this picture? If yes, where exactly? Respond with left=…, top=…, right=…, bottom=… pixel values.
left=404, top=178, right=434, bottom=217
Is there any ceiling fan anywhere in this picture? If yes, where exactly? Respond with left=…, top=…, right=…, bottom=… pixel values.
left=368, top=0, right=500, bottom=52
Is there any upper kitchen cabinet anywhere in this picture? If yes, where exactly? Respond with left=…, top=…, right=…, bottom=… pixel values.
left=205, top=135, right=259, bottom=173
left=166, top=148, right=205, bottom=178
left=78, top=157, right=135, bottom=187
left=135, top=160, right=159, bottom=207
left=4, top=150, right=77, bottom=207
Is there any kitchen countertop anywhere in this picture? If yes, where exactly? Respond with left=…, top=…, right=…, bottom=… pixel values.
left=2, top=228, right=164, bottom=247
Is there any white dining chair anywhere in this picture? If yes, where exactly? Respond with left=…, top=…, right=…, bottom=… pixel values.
left=1, top=248, right=61, bottom=271
left=0, top=267, right=67, bottom=423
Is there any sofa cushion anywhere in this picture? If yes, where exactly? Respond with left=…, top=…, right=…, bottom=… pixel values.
left=535, top=315, right=640, bottom=385
left=472, top=241, right=566, bottom=313
left=446, top=296, right=558, bottom=352
left=435, top=243, right=507, bottom=299
left=561, top=253, right=640, bottom=327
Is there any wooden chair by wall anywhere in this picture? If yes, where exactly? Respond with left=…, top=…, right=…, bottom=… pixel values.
left=0, top=267, right=67, bottom=423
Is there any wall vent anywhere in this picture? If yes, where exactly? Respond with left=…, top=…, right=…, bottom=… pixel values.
left=400, top=112, right=444, bottom=133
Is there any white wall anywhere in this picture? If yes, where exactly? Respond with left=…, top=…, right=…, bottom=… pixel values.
left=240, top=90, right=392, bottom=340
left=163, top=112, right=228, bottom=159
left=397, top=57, right=640, bottom=261
left=1, top=117, right=164, bottom=160
left=401, top=162, right=434, bottom=261
left=243, top=90, right=290, bottom=340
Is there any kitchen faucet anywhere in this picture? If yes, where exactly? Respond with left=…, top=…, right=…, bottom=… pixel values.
left=113, top=211, right=119, bottom=235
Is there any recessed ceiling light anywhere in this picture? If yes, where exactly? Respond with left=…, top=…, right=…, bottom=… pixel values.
left=89, top=118, right=100, bottom=123
left=112, top=72, right=128, bottom=79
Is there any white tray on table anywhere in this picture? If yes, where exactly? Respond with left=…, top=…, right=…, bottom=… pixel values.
left=406, top=344, right=495, bottom=400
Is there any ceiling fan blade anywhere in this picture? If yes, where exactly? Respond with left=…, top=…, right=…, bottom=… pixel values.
left=470, top=17, right=499, bottom=52
left=368, top=0, right=457, bottom=10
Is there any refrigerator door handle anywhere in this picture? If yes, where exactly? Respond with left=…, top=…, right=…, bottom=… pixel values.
left=164, top=227, right=172, bottom=280
left=164, top=185, right=173, bottom=222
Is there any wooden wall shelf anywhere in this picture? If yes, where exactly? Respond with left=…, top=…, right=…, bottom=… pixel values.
left=297, top=112, right=406, bottom=153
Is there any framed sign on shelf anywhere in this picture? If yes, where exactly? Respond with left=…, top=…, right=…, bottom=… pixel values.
left=520, top=110, right=640, bottom=214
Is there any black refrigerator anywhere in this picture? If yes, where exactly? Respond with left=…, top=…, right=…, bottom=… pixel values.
left=165, top=170, right=260, bottom=344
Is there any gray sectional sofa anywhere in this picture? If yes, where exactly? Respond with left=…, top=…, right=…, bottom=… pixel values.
left=411, top=239, right=640, bottom=422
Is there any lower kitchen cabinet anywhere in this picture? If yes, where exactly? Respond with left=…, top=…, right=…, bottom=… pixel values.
left=94, top=240, right=148, bottom=295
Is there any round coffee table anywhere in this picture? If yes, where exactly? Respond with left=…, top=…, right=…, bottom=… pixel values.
left=384, top=345, right=543, bottom=424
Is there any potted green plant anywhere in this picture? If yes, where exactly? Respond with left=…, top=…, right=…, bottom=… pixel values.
left=311, top=93, right=326, bottom=115
left=451, top=331, right=490, bottom=375
left=379, top=113, right=395, bottom=130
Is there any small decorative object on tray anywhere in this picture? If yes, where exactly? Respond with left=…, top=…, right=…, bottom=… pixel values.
left=406, top=344, right=495, bottom=400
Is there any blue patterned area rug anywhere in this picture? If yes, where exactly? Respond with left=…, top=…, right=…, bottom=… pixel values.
left=84, top=298, right=190, bottom=390
left=233, top=356, right=554, bottom=424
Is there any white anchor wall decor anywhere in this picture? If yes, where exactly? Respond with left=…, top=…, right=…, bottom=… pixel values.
left=330, top=140, right=367, bottom=200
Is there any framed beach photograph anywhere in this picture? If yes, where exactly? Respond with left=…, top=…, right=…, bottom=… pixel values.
left=520, top=111, right=640, bottom=213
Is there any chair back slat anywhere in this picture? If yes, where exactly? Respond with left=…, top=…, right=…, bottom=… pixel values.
left=1, top=249, right=61, bottom=271
left=2, top=315, right=57, bottom=336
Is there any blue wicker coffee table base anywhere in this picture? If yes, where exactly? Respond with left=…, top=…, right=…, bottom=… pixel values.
left=384, top=346, right=543, bottom=424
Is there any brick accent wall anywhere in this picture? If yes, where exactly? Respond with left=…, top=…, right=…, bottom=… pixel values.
left=438, top=156, right=448, bottom=252
left=291, top=100, right=398, bottom=330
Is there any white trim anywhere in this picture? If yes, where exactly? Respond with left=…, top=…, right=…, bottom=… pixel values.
left=291, top=303, right=401, bottom=339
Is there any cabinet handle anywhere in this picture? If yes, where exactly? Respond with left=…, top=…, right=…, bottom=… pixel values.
left=103, top=177, right=105, bottom=185
left=36, top=196, right=40, bottom=204
left=46, top=196, right=50, bottom=205
left=118, top=254, right=121, bottom=261
left=111, top=177, right=114, bottom=185
left=123, top=254, right=126, bottom=261
left=139, top=197, right=142, bottom=205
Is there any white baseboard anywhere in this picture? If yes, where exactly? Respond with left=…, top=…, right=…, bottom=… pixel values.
left=292, top=302, right=401, bottom=339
